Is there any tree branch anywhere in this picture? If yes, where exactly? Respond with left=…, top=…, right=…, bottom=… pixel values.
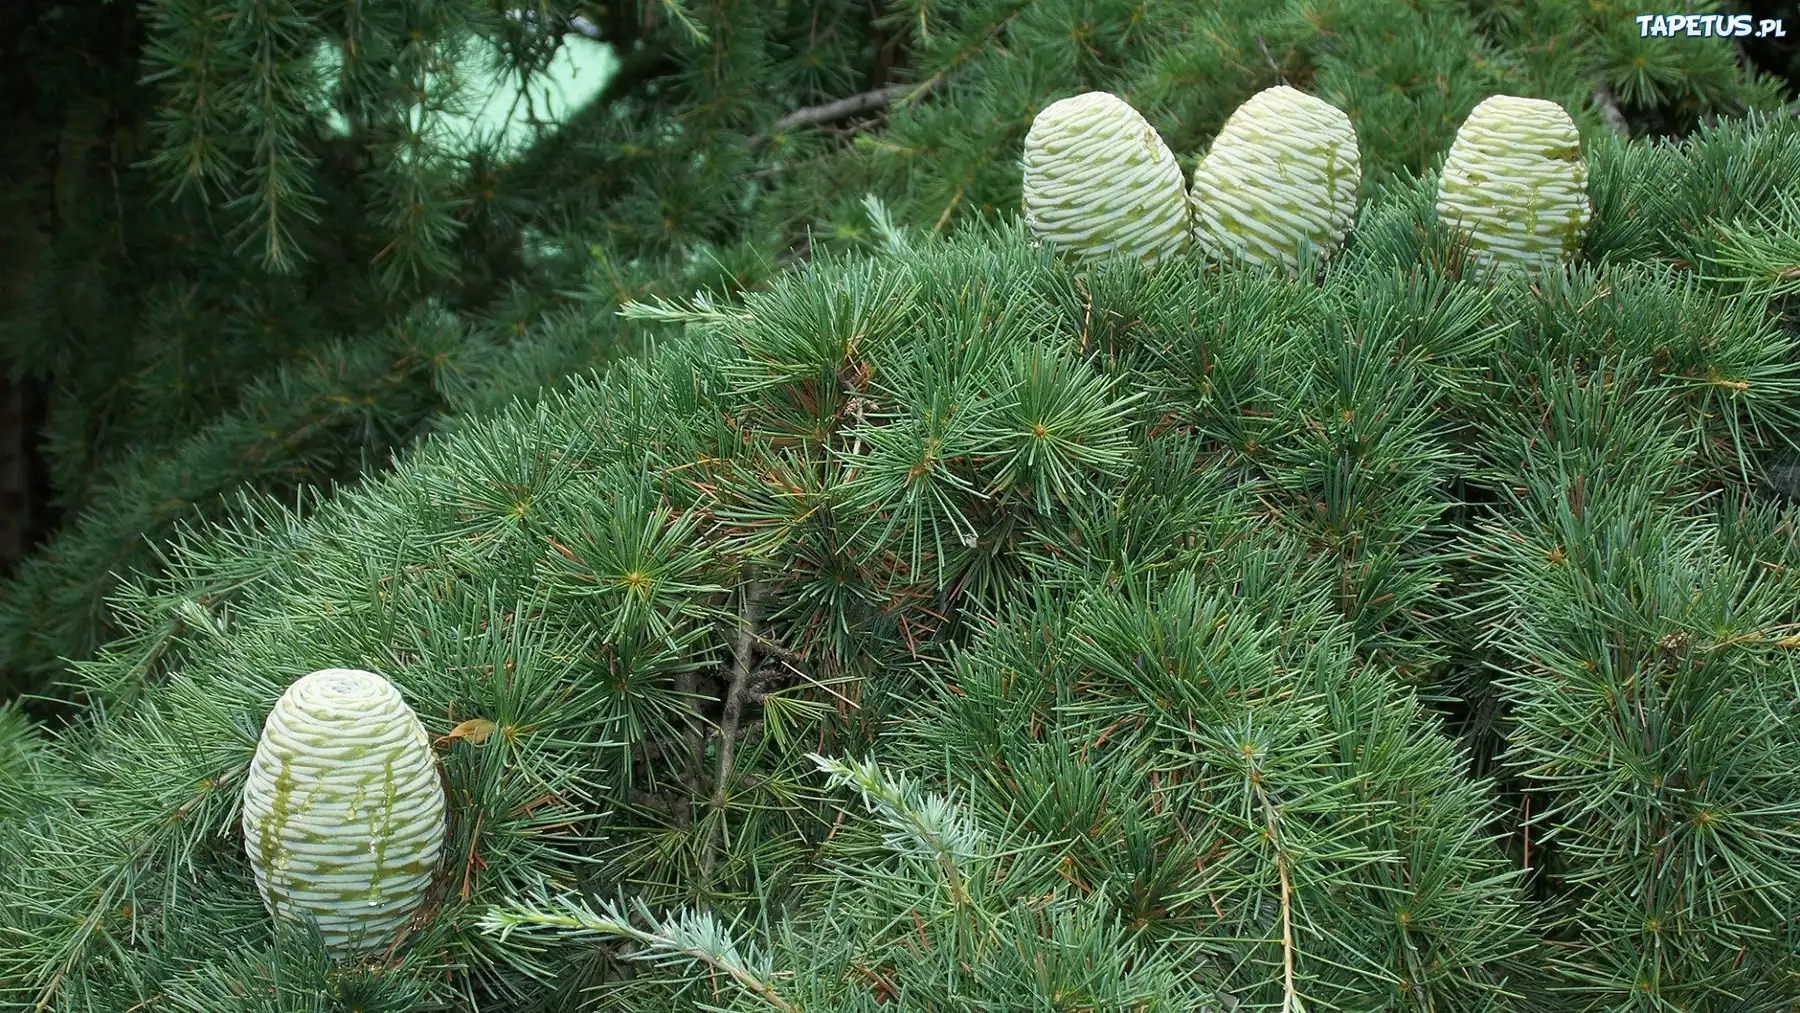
left=674, top=665, right=702, bottom=829
left=747, top=75, right=943, bottom=149
left=743, top=0, right=1021, bottom=151
left=1254, top=777, right=1305, bottom=1013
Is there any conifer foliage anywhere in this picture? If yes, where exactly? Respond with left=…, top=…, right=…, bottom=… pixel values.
left=4, top=98, right=1800, bottom=1012
left=0, top=0, right=1789, bottom=701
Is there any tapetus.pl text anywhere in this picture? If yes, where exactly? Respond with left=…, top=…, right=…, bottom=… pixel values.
left=1636, top=13, right=1786, bottom=37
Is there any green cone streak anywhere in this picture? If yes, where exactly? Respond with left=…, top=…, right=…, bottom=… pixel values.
left=1021, top=91, right=1192, bottom=266
left=1435, top=94, right=1590, bottom=276
left=241, top=668, right=445, bottom=956
left=1188, top=86, right=1362, bottom=269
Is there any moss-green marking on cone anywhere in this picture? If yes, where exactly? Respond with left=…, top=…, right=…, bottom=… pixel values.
left=1021, top=91, right=1192, bottom=267
left=241, top=668, right=446, bottom=957
left=1188, top=85, right=1362, bottom=270
left=1435, top=94, right=1590, bottom=276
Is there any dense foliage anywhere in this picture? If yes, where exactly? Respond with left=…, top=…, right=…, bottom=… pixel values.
left=3, top=103, right=1799, bottom=1012
left=0, top=0, right=1792, bottom=700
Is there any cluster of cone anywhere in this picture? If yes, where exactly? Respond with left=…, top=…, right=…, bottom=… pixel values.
left=1022, top=87, right=1590, bottom=276
left=240, top=668, right=446, bottom=958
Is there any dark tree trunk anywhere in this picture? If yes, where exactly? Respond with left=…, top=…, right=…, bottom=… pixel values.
left=0, top=376, right=51, bottom=579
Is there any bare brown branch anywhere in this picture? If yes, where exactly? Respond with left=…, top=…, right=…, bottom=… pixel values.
left=748, top=76, right=944, bottom=150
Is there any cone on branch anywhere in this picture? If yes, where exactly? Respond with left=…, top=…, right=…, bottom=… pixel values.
left=1020, top=91, right=1193, bottom=267
left=6, top=119, right=1800, bottom=1002
left=1434, top=94, right=1591, bottom=276
left=241, top=667, right=446, bottom=957
left=2, top=1, right=1799, bottom=1009
left=1187, top=85, right=1363, bottom=269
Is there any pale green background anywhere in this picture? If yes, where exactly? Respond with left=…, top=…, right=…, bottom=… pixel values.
left=316, top=32, right=620, bottom=155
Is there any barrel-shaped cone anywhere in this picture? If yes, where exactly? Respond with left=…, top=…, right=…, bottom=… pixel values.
left=1188, top=85, right=1362, bottom=270
left=241, top=668, right=446, bottom=957
left=1435, top=94, right=1590, bottom=276
left=1021, top=91, right=1192, bottom=267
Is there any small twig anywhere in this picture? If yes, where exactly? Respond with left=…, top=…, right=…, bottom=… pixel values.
left=748, top=75, right=944, bottom=149
left=1256, top=36, right=1284, bottom=81
left=1592, top=82, right=1629, bottom=135
left=1401, top=935, right=1437, bottom=1013
left=1521, top=793, right=1531, bottom=872
left=1256, top=779, right=1304, bottom=1013
left=839, top=395, right=870, bottom=483
left=749, top=0, right=1015, bottom=149
left=702, top=567, right=761, bottom=878
left=507, top=9, right=603, bottom=38
left=460, top=810, right=484, bottom=898
left=745, top=656, right=806, bottom=703
left=674, top=665, right=702, bottom=828
left=753, top=633, right=804, bottom=663
left=932, top=185, right=964, bottom=233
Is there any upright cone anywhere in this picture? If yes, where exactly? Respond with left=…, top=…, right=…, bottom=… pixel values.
left=1435, top=94, right=1590, bottom=276
left=1188, top=85, right=1362, bottom=269
left=241, top=668, right=446, bottom=957
left=1021, top=91, right=1192, bottom=267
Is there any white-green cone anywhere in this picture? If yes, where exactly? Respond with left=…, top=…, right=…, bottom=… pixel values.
left=1188, top=85, right=1361, bottom=269
left=1021, top=91, right=1191, bottom=267
left=241, top=668, right=446, bottom=957
left=1435, top=94, right=1589, bottom=276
